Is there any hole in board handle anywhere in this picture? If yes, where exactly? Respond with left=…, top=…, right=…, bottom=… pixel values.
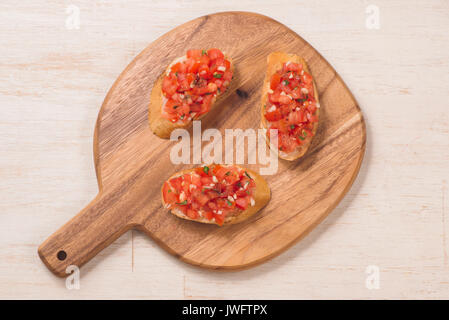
left=57, top=250, right=67, bottom=261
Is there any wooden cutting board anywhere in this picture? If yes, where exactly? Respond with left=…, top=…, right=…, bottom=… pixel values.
left=38, top=11, right=366, bottom=277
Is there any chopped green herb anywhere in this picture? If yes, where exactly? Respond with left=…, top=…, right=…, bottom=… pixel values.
left=176, top=200, right=187, bottom=205
left=290, top=125, right=295, bottom=129
left=283, top=80, right=289, bottom=85
left=225, top=171, right=231, bottom=176
left=168, top=189, right=172, bottom=193
left=175, top=72, right=178, bottom=77
left=203, top=166, right=209, bottom=174
left=226, top=200, right=232, bottom=206
left=296, top=98, right=306, bottom=103
left=244, top=171, right=253, bottom=180
left=180, top=115, right=185, bottom=120
left=299, top=136, right=305, bottom=141
left=246, top=190, right=250, bottom=195
left=173, top=105, right=178, bottom=109
left=213, top=73, right=222, bottom=79
left=236, top=181, right=242, bottom=188
left=202, top=49, right=207, bottom=55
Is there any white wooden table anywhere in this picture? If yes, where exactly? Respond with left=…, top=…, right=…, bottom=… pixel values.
left=1, top=0, right=448, bottom=299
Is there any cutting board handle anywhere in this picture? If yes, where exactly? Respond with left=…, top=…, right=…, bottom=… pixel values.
left=38, top=191, right=134, bottom=277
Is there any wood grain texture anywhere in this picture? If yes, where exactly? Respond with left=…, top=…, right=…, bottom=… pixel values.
left=3, top=0, right=449, bottom=299
left=38, top=11, right=365, bottom=277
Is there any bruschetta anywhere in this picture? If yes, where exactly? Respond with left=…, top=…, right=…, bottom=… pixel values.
left=149, top=48, right=234, bottom=139
left=261, top=52, right=320, bottom=160
left=161, top=164, right=270, bottom=226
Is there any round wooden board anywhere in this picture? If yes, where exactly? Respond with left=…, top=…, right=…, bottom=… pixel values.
left=38, top=11, right=366, bottom=277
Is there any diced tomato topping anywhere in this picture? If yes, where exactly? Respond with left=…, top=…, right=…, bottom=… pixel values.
left=186, top=49, right=202, bottom=59
left=177, top=205, right=188, bottom=215
left=191, top=174, right=202, bottom=186
left=215, top=166, right=230, bottom=180
left=170, top=62, right=186, bottom=74
left=162, top=182, right=178, bottom=203
left=278, top=95, right=292, bottom=105
left=235, top=197, right=249, bottom=210
left=285, top=62, right=301, bottom=72
left=186, top=59, right=200, bottom=73
left=270, top=73, right=281, bottom=90
left=199, top=94, right=214, bottom=115
left=164, top=99, right=180, bottom=113
left=201, top=176, right=213, bottom=185
left=204, top=211, right=214, bottom=220
left=214, top=214, right=225, bottom=226
left=170, top=176, right=183, bottom=190
left=207, top=82, right=218, bottom=93
left=279, top=133, right=297, bottom=153
left=288, top=110, right=302, bottom=125
left=207, top=48, right=224, bottom=60
left=263, top=61, right=318, bottom=153
left=222, top=71, right=232, bottom=81
left=186, top=209, right=199, bottom=219
left=162, top=75, right=178, bottom=96
left=161, top=49, right=232, bottom=123
left=264, top=107, right=282, bottom=121
left=162, top=165, right=257, bottom=226
left=206, top=190, right=220, bottom=200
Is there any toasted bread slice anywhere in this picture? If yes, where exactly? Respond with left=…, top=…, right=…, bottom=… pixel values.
left=161, top=165, right=270, bottom=226
left=261, top=52, right=320, bottom=161
left=149, top=52, right=234, bottom=139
